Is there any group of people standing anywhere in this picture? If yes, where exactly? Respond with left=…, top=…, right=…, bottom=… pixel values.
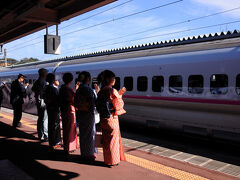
left=9, top=68, right=126, bottom=167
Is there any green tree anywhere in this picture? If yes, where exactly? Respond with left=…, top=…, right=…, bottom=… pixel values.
left=7, top=58, right=18, bottom=64
left=17, top=57, right=39, bottom=64
left=0, top=58, right=18, bottom=66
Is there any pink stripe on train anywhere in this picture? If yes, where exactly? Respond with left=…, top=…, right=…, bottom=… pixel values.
left=123, top=95, right=240, bottom=105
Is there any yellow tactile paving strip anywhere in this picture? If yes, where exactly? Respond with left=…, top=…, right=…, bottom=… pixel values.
left=0, top=113, right=37, bottom=130
left=125, top=153, right=208, bottom=180
left=0, top=112, right=209, bottom=180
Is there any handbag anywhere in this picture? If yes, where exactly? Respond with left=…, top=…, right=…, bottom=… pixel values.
left=96, top=87, right=115, bottom=118
left=96, top=98, right=115, bottom=118
left=95, top=132, right=103, bottom=148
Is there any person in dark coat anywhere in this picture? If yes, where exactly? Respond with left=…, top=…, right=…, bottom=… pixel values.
left=32, top=68, right=48, bottom=141
left=24, top=79, right=31, bottom=100
left=10, top=74, right=27, bottom=127
left=75, top=77, right=81, bottom=127
left=25, top=79, right=34, bottom=103
left=43, top=73, right=61, bottom=149
left=0, top=82, right=6, bottom=109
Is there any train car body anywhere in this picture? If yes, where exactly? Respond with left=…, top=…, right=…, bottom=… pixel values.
left=0, top=33, right=240, bottom=141
left=0, top=66, right=55, bottom=114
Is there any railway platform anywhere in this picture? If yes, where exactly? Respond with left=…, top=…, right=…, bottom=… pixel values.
left=0, top=108, right=239, bottom=180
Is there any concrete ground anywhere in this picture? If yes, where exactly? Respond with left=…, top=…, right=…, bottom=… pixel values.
left=0, top=109, right=238, bottom=180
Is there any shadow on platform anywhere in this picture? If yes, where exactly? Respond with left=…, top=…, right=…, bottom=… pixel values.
left=0, top=121, right=106, bottom=180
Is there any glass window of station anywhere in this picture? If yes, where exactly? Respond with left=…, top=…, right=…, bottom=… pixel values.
left=169, top=75, right=182, bottom=93
left=236, top=74, right=240, bottom=95
left=210, top=74, right=228, bottom=94
left=113, top=77, right=121, bottom=90
left=152, top=76, right=164, bottom=92
left=188, top=75, right=204, bottom=94
left=137, top=76, right=148, bottom=92
left=124, top=76, right=133, bottom=91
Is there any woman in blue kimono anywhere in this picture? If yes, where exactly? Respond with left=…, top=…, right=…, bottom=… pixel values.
left=75, top=71, right=97, bottom=161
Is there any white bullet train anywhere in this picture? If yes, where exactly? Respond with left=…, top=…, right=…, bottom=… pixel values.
left=0, top=31, right=240, bottom=142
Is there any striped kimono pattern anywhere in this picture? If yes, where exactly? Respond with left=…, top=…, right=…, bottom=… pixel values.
left=61, top=105, right=78, bottom=152
left=59, top=84, right=78, bottom=152
left=100, top=87, right=126, bottom=165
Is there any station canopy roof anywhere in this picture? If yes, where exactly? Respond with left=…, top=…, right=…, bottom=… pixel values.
left=0, top=0, right=115, bottom=44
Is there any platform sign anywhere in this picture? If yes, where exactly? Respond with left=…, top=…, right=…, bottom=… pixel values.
left=44, top=35, right=61, bottom=54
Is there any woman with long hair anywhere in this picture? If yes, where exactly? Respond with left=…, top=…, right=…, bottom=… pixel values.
left=97, top=70, right=126, bottom=166
left=59, top=72, right=78, bottom=154
left=75, top=71, right=97, bottom=161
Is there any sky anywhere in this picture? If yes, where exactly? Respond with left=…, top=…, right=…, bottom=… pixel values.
left=3, top=0, right=240, bottom=61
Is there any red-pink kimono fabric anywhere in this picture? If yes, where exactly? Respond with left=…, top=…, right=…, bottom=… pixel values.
left=100, top=87, right=126, bottom=165
left=60, top=85, right=78, bottom=152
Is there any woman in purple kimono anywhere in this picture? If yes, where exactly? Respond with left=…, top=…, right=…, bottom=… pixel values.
left=75, top=71, right=97, bottom=161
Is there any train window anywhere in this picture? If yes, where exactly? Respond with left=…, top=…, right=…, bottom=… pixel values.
left=113, top=77, right=120, bottom=90
left=188, top=75, right=204, bottom=94
left=236, top=74, right=240, bottom=95
left=124, top=77, right=133, bottom=91
left=137, top=76, right=148, bottom=92
left=169, top=75, right=182, bottom=93
left=152, top=76, right=164, bottom=92
left=210, top=74, right=228, bottom=94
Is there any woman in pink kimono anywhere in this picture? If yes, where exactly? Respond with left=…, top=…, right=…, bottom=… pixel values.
left=59, top=72, right=78, bottom=154
left=97, top=70, right=126, bottom=167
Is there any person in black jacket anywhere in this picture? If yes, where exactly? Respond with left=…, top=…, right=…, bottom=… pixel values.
left=32, top=68, right=49, bottom=141
left=0, top=82, right=6, bottom=109
left=10, top=74, right=27, bottom=127
left=43, top=73, right=61, bottom=149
